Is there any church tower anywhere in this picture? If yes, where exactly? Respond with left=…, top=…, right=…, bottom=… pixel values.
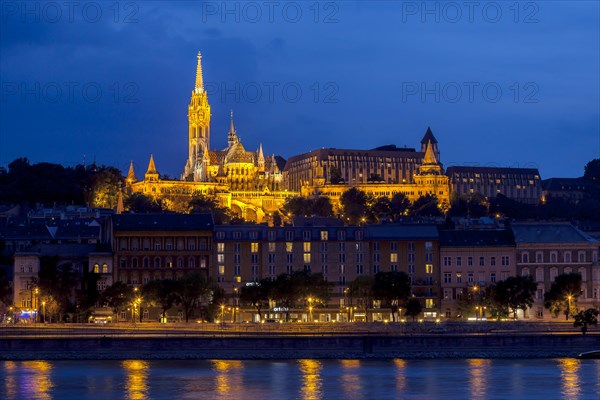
left=182, top=51, right=211, bottom=181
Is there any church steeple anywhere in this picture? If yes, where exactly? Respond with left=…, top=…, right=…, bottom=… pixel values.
left=182, top=51, right=211, bottom=181
left=145, top=154, right=159, bottom=182
left=257, top=143, right=265, bottom=170
left=423, top=141, right=438, bottom=165
left=126, top=160, right=137, bottom=186
left=420, top=127, right=439, bottom=160
left=195, top=52, right=204, bottom=93
left=228, top=110, right=239, bottom=147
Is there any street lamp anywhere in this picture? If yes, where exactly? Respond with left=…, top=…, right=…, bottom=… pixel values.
left=220, top=304, right=225, bottom=325
left=42, top=301, right=46, bottom=323
left=567, top=295, right=573, bottom=320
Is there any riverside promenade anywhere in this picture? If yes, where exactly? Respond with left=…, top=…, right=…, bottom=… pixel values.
left=1, top=322, right=598, bottom=360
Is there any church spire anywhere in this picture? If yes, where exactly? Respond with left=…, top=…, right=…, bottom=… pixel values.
left=126, top=160, right=137, bottom=185
left=228, top=110, right=239, bottom=147
left=195, top=51, right=204, bottom=93
left=145, top=154, right=160, bottom=182
left=146, top=154, right=157, bottom=174
left=423, top=140, right=438, bottom=164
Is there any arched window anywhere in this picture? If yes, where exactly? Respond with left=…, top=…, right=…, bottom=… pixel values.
left=154, top=258, right=161, bottom=268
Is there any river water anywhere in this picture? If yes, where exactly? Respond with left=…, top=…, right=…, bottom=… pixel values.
left=0, top=358, right=599, bottom=399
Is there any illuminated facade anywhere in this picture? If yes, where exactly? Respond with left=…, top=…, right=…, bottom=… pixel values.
left=130, top=53, right=289, bottom=222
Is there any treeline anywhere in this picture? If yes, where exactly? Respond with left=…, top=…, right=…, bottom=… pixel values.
left=0, top=158, right=123, bottom=208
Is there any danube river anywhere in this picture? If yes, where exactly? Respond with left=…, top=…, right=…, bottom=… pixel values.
left=0, top=358, right=599, bottom=399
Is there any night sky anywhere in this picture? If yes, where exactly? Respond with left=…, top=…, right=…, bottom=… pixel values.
left=1, top=1, right=598, bottom=179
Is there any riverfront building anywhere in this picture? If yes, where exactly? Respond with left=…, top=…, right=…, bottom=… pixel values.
left=512, top=223, right=600, bottom=319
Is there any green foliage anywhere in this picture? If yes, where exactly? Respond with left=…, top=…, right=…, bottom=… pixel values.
left=493, top=276, right=537, bottom=319
left=329, top=166, right=344, bottom=184
left=282, top=196, right=334, bottom=218
left=239, top=279, right=273, bottom=320
left=369, top=197, right=392, bottom=223
left=348, top=276, right=375, bottom=321
left=85, top=166, right=125, bottom=209
left=77, top=267, right=100, bottom=316
left=188, top=194, right=232, bottom=224
left=272, top=211, right=283, bottom=227
left=125, top=193, right=164, bottom=213
left=269, top=271, right=333, bottom=321
left=372, top=271, right=411, bottom=322
left=37, top=257, right=79, bottom=321
left=340, top=188, right=370, bottom=225
left=449, top=193, right=488, bottom=217
left=584, top=159, right=600, bottom=181
left=405, top=298, right=422, bottom=321
left=142, top=279, right=179, bottom=319
left=99, top=282, right=134, bottom=321
left=174, top=273, right=212, bottom=323
left=573, top=308, right=599, bottom=335
left=390, top=193, right=411, bottom=219
left=0, top=268, right=12, bottom=308
left=410, top=194, right=442, bottom=217
left=544, top=273, right=582, bottom=320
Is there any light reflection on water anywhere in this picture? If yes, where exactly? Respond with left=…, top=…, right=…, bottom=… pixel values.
left=468, top=359, right=491, bottom=399
left=559, top=358, right=581, bottom=399
left=0, top=358, right=599, bottom=399
left=122, top=360, right=149, bottom=400
left=298, top=359, right=323, bottom=400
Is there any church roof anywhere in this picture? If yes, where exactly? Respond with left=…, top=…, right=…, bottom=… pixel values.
left=421, top=127, right=438, bottom=144
left=146, top=154, right=158, bottom=174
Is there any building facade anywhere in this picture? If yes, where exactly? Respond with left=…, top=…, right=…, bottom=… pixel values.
left=439, top=230, right=516, bottom=319
left=446, top=166, right=542, bottom=204
left=512, top=223, right=600, bottom=319
left=213, top=221, right=440, bottom=322
left=111, top=214, right=214, bottom=287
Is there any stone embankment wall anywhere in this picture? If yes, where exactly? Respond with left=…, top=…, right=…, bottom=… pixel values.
left=1, top=334, right=599, bottom=360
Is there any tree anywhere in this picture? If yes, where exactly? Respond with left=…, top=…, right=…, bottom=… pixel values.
left=573, top=308, right=599, bottom=335
left=329, top=166, right=343, bottom=184
left=311, top=196, right=334, bottom=217
left=143, top=279, right=178, bottom=321
left=37, top=257, right=79, bottom=321
left=125, top=193, right=164, bottom=213
left=584, top=159, right=600, bottom=181
left=390, top=193, right=411, bottom=220
left=410, top=194, right=442, bottom=217
left=493, top=276, right=537, bottom=319
left=348, top=276, right=374, bottom=322
left=372, top=271, right=411, bottom=322
left=0, top=268, right=12, bottom=310
left=405, top=298, right=422, bottom=321
left=544, top=273, right=582, bottom=320
left=282, top=196, right=313, bottom=218
left=77, top=267, right=100, bottom=320
left=340, top=188, right=369, bottom=225
left=85, top=166, right=124, bottom=208
left=188, top=194, right=232, bottom=224
left=370, top=197, right=392, bottom=223
left=174, top=273, right=211, bottom=323
left=239, top=279, right=272, bottom=321
left=272, top=211, right=282, bottom=227
left=99, top=282, right=134, bottom=322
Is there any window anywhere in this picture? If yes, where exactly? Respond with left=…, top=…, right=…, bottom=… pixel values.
left=339, top=264, right=345, bottom=274
left=339, top=254, right=345, bottom=263
left=490, top=257, right=496, bottom=266
left=501, top=256, right=509, bottom=266
left=425, top=241, right=433, bottom=251
left=456, top=273, right=462, bottom=283
left=268, top=242, right=276, bottom=252
left=339, top=243, right=345, bottom=252
left=233, top=231, right=241, bottom=240
left=407, top=253, right=415, bottom=263
left=189, top=258, right=195, bottom=268
left=490, top=273, right=496, bottom=283
left=303, top=253, right=311, bottom=263
left=408, top=242, right=415, bottom=252
left=337, top=231, right=346, bottom=241
left=425, top=264, right=433, bottom=274
left=188, top=242, right=195, bottom=251
left=217, top=243, right=224, bottom=253
left=303, top=231, right=311, bottom=241
left=251, top=243, right=259, bottom=253
left=550, top=252, right=557, bottom=263
left=143, top=258, right=149, bottom=268
left=93, top=263, right=100, bottom=273
left=249, top=231, right=258, bottom=240
left=286, top=242, right=293, bottom=253
left=443, top=256, right=452, bottom=267
left=536, top=252, right=543, bottom=263
left=268, top=231, right=276, bottom=241
left=166, top=242, right=173, bottom=251
left=320, top=231, right=328, bottom=241
left=373, top=265, right=380, bottom=274
left=216, top=231, right=225, bottom=240
left=467, top=273, right=474, bottom=283
left=286, top=231, right=294, bottom=241
left=443, top=273, right=452, bottom=283
left=154, top=258, right=161, bottom=268
left=467, top=257, right=473, bottom=266
left=425, top=299, right=433, bottom=309
left=391, top=253, right=398, bottom=263
left=373, top=242, right=380, bottom=252
left=578, top=251, right=586, bottom=263
left=390, top=242, right=398, bottom=251
left=564, top=252, right=571, bottom=263
left=287, top=254, right=293, bottom=263
left=217, top=254, right=224, bottom=263
left=102, top=263, right=108, bottom=273
left=218, top=265, right=225, bottom=275
left=408, top=264, right=415, bottom=274
left=251, top=254, right=259, bottom=264
left=522, top=252, right=529, bottom=263
left=303, top=242, right=311, bottom=252
left=479, top=257, right=484, bottom=266
left=391, top=264, right=398, bottom=272
left=356, top=265, right=363, bottom=274
left=373, top=253, right=380, bottom=262
left=456, top=257, right=462, bottom=266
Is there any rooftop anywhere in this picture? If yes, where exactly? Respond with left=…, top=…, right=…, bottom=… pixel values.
left=511, top=223, right=598, bottom=244
left=439, top=229, right=515, bottom=247
left=113, top=213, right=214, bottom=231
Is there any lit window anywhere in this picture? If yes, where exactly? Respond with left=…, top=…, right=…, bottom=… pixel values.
left=286, top=242, right=293, bottom=253
left=425, top=264, right=433, bottom=274
left=251, top=243, right=259, bottom=253
left=217, top=243, right=224, bottom=253
left=390, top=253, right=398, bottom=263
left=219, top=265, right=225, bottom=275
left=102, top=263, right=108, bottom=273
left=304, top=253, right=311, bottom=263
left=303, top=242, right=311, bottom=252
left=93, top=263, right=100, bottom=273
left=320, top=231, right=328, bottom=241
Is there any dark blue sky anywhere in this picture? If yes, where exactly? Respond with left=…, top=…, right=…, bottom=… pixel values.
left=1, top=1, right=598, bottom=179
